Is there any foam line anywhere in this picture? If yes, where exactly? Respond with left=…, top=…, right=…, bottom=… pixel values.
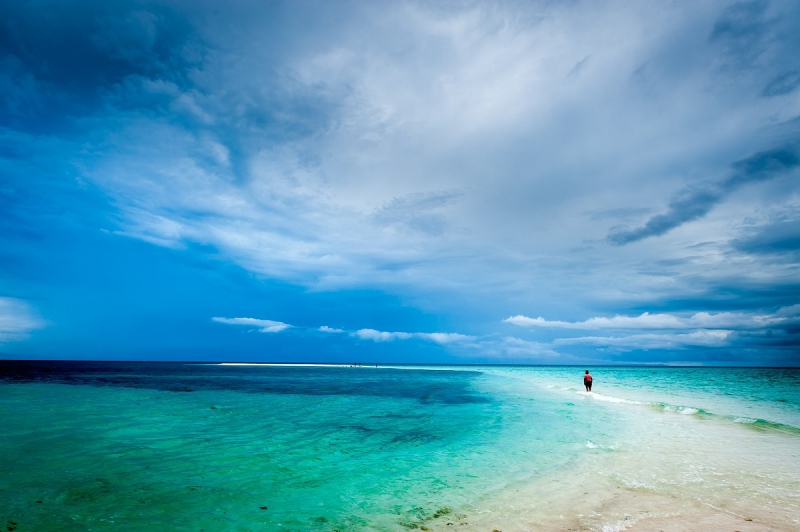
left=574, top=390, right=800, bottom=434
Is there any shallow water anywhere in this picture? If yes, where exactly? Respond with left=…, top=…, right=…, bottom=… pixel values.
left=0, top=362, right=798, bottom=531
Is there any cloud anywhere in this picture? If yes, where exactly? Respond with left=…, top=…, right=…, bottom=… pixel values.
left=0, top=0, right=200, bottom=134
left=0, top=297, right=45, bottom=342
left=352, top=329, right=475, bottom=344
left=504, top=309, right=789, bottom=330
left=352, top=329, right=413, bottom=342
left=211, top=317, right=292, bottom=333
left=732, top=218, right=800, bottom=255
left=372, top=191, right=463, bottom=236
left=709, top=0, right=771, bottom=68
left=46, top=2, right=798, bottom=296
left=4, top=1, right=800, bottom=364
left=504, top=306, right=800, bottom=354
left=212, top=318, right=476, bottom=345
left=552, top=330, right=732, bottom=351
left=608, top=146, right=800, bottom=245
left=416, top=332, right=475, bottom=344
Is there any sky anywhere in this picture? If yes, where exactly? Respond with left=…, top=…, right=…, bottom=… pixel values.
left=1, top=0, right=799, bottom=365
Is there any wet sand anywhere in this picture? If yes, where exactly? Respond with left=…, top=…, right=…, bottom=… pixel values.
left=413, top=488, right=794, bottom=532
left=435, top=461, right=799, bottom=532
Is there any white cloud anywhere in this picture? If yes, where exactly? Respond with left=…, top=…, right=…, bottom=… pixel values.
left=351, top=328, right=476, bottom=344
left=210, top=319, right=475, bottom=345
left=415, top=332, right=475, bottom=344
left=0, top=297, right=45, bottom=342
left=501, top=306, right=800, bottom=354
left=211, top=317, right=292, bottom=333
left=504, top=311, right=785, bottom=330
left=501, top=305, right=800, bottom=355
left=774, top=304, right=800, bottom=318
left=352, top=329, right=413, bottom=342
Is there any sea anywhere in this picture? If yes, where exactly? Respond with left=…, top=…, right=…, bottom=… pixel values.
left=0, top=361, right=798, bottom=531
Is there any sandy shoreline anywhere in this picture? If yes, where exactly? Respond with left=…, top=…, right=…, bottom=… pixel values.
left=421, top=456, right=799, bottom=532
left=568, top=491, right=784, bottom=532
left=413, top=488, right=793, bottom=532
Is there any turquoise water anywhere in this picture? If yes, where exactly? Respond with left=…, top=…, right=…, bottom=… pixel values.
left=0, top=362, right=798, bottom=531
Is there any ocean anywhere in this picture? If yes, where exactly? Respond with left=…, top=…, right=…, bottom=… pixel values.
left=1, top=362, right=798, bottom=531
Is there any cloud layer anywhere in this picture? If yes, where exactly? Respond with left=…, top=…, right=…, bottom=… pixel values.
left=504, top=310, right=787, bottom=330
left=504, top=306, right=800, bottom=354
left=211, top=303, right=799, bottom=358
left=2, top=1, right=800, bottom=363
left=213, top=317, right=475, bottom=346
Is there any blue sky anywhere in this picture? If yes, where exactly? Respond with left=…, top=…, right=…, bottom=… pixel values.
left=1, top=0, right=799, bottom=365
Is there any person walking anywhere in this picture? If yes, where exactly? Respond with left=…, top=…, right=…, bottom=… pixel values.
left=584, top=370, right=593, bottom=392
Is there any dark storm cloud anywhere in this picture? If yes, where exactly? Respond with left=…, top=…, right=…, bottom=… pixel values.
left=608, top=146, right=800, bottom=245
left=0, top=0, right=198, bottom=133
left=671, top=283, right=800, bottom=313
left=728, top=146, right=800, bottom=184
left=732, top=219, right=800, bottom=256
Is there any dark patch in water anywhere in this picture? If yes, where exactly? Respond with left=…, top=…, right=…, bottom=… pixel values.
left=369, top=413, right=426, bottom=419
left=338, top=425, right=376, bottom=433
left=390, top=431, right=441, bottom=445
left=0, top=361, right=489, bottom=405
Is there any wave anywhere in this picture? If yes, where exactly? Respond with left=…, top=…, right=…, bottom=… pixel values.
left=577, top=391, right=643, bottom=406
left=575, top=391, right=800, bottom=435
left=729, top=416, right=800, bottom=434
